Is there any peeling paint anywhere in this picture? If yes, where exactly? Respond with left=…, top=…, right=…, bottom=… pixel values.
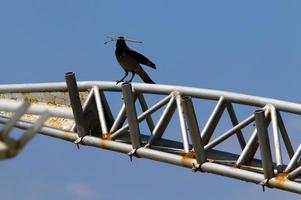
left=0, top=91, right=88, bottom=108
left=0, top=91, right=90, bottom=130
left=0, top=111, right=74, bottom=131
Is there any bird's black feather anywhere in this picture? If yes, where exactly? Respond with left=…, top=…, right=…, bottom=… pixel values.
left=125, top=49, right=156, bottom=69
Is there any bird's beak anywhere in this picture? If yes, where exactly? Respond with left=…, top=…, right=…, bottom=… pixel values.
left=104, top=36, right=118, bottom=44
left=103, top=36, right=143, bottom=44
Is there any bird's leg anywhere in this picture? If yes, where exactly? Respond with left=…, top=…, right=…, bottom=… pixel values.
left=127, top=72, right=136, bottom=83
left=116, top=70, right=128, bottom=84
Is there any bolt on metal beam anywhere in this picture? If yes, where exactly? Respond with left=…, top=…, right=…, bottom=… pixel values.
left=65, top=72, right=88, bottom=137
left=121, top=83, right=141, bottom=149
left=254, top=109, right=275, bottom=179
left=182, top=97, right=206, bottom=165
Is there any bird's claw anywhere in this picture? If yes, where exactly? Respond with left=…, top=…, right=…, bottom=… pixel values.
left=116, top=80, right=123, bottom=85
left=116, top=80, right=132, bottom=85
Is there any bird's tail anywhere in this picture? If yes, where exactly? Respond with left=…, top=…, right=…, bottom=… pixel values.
left=138, top=68, right=155, bottom=84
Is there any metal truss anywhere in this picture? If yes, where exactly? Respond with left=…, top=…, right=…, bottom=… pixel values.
left=0, top=100, right=50, bottom=159
left=1, top=72, right=301, bottom=194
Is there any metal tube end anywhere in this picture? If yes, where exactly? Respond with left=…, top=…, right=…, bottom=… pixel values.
left=65, top=72, right=75, bottom=77
left=254, top=109, right=265, bottom=114
left=64, top=72, right=87, bottom=137
left=181, top=96, right=191, bottom=102
left=254, top=109, right=275, bottom=179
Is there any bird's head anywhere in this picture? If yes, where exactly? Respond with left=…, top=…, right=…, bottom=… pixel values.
left=104, top=36, right=142, bottom=47
left=116, top=36, right=127, bottom=48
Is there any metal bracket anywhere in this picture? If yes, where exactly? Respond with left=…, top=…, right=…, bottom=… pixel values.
left=74, top=136, right=85, bottom=149
left=192, top=163, right=204, bottom=172
left=259, top=178, right=270, bottom=192
left=128, top=148, right=140, bottom=162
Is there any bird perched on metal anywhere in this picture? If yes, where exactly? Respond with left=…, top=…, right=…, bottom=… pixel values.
left=105, top=36, right=156, bottom=84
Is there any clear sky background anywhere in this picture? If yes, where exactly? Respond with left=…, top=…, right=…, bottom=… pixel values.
left=0, top=1, right=301, bottom=200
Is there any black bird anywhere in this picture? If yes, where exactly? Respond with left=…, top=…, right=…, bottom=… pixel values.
left=114, top=36, right=156, bottom=84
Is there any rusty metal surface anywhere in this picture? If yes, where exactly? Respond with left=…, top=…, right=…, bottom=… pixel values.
left=0, top=91, right=88, bottom=107
left=0, top=91, right=89, bottom=130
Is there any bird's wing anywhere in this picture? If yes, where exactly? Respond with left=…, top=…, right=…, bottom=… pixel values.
left=126, top=49, right=156, bottom=69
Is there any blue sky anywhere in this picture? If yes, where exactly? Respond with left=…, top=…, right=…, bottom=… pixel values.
left=0, top=1, right=301, bottom=199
